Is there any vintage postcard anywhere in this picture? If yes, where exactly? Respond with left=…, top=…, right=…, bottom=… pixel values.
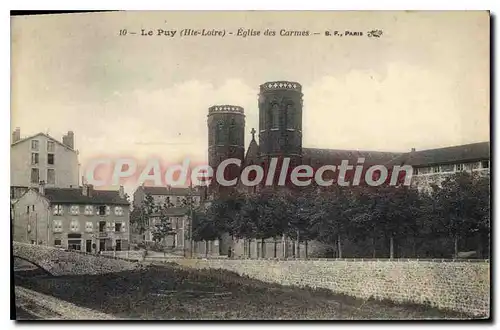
left=10, top=11, right=490, bottom=320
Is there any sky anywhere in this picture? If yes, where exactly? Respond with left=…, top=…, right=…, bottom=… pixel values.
left=11, top=11, right=490, bottom=193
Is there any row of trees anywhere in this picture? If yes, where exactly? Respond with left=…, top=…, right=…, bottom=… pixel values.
left=193, top=171, right=490, bottom=259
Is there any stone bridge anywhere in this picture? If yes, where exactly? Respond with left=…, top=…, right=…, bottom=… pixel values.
left=12, top=242, right=138, bottom=276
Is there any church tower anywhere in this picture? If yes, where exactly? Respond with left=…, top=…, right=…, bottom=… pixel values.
left=207, top=105, right=245, bottom=194
left=258, top=81, right=303, bottom=184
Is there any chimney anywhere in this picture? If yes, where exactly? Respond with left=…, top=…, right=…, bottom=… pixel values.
left=119, top=185, right=125, bottom=199
left=39, top=180, right=45, bottom=195
left=62, top=130, right=75, bottom=149
left=12, top=127, right=20, bottom=143
left=82, top=184, right=93, bottom=197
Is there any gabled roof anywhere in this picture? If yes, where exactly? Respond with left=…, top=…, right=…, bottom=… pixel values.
left=245, top=139, right=260, bottom=164
left=302, top=148, right=403, bottom=167
left=44, top=188, right=129, bottom=205
left=140, top=186, right=201, bottom=196
left=396, top=142, right=490, bottom=167
left=10, top=132, right=75, bottom=152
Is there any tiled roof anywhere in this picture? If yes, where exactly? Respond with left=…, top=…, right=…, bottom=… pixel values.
left=302, top=148, right=403, bottom=167
left=396, top=142, right=490, bottom=167
left=141, top=186, right=201, bottom=196
left=10, top=132, right=75, bottom=152
left=44, top=188, right=129, bottom=205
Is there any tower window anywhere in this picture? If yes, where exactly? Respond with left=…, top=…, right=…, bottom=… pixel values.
left=229, top=118, right=237, bottom=143
left=216, top=120, right=226, bottom=144
left=286, top=104, right=294, bottom=129
left=271, top=103, right=280, bottom=129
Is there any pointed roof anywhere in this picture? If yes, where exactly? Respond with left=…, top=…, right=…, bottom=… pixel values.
left=245, top=128, right=260, bottom=164
left=245, top=139, right=260, bottom=160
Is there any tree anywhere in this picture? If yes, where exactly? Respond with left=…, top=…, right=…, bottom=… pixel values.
left=431, top=171, right=490, bottom=258
left=310, top=186, right=352, bottom=258
left=192, top=210, right=225, bottom=257
left=151, top=204, right=173, bottom=244
left=130, top=194, right=155, bottom=236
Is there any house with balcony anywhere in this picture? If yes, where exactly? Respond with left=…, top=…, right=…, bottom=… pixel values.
left=12, top=183, right=130, bottom=252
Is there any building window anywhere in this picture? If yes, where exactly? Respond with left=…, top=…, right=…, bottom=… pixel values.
left=32, top=205, right=35, bottom=211
left=216, top=120, right=225, bottom=144
left=286, top=104, right=294, bottom=129
left=31, top=168, right=39, bottom=183
left=84, top=205, right=93, bottom=215
left=47, top=169, right=55, bottom=184
left=54, top=239, right=62, bottom=246
left=176, top=197, right=181, bottom=206
left=271, top=103, right=280, bottom=129
left=432, top=166, right=440, bottom=173
left=70, top=219, right=79, bottom=232
left=481, top=160, right=489, bottom=169
left=229, top=118, right=237, bottom=142
left=53, top=204, right=63, bottom=215
left=115, top=222, right=122, bottom=232
left=68, top=240, right=81, bottom=251
left=31, top=153, right=39, bottom=165
left=70, top=205, right=79, bottom=215
left=114, top=206, right=123, bottom=216
left=31, top=140, right=39, bottom=151
left=99, top=221, right=106, bottom=232
left=98, top=205, right=106, bottom=215
left=48, top=153, right=55, bottom=165
left=47, top=141, right=55, bottom=152
left=26, top=206, right=30, bottom=214
left=456, top=164, right=464, bottom=172
left=53, top=220, right=63, bottom=232
left=413, top=168, right=419, bottom=176
left=85, top=221, right=93, bottom=232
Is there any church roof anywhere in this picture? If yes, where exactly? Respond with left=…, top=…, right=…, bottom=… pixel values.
left=245, top=139, right=260, bottom=162
left=302, top=148, right=403, bottom=167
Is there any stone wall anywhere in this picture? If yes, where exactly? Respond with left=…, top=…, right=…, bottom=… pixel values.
left=172, top=258, right=490, bottom=317
left=13, top=242, right=138, bottom=276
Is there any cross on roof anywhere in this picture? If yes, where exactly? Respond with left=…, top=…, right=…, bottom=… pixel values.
left=250, top=128, right=256, bottom=140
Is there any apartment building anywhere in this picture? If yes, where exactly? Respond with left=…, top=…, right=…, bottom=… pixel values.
left=10, top=128, right=79, bottom=200
left=12, top=183, right=130, bottom=252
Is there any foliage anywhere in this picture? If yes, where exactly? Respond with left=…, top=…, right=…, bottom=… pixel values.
left=151, top=204, right=173, bottom=243
left=193, top=171, right=490, bottom=258
left=130, top=194, right=156, bottom=235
